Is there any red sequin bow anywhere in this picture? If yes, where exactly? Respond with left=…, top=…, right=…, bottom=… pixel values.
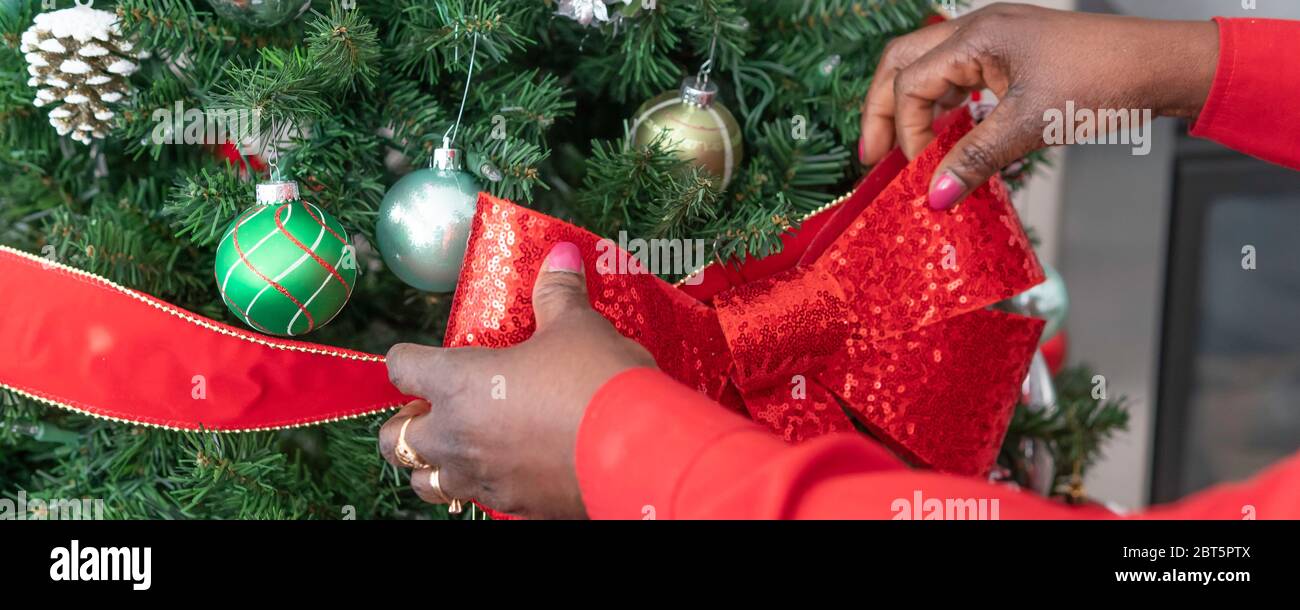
left=447, top=111, right=1045, bottom=476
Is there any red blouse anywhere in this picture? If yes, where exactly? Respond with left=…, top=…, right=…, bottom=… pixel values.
left=575, top=17, right=1300, bottom=520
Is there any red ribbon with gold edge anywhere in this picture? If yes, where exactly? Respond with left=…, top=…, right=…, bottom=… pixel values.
left=448, top=110, right=1045, bottom=477
left=0, top=246, right=409, bottom=431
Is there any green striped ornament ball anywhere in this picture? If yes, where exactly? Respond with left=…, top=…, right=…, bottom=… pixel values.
left=214, top=182, right=356, bottom=337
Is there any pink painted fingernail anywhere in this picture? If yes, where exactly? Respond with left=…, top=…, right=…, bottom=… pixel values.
left=858, top=136, right=868, bottom=165
left=928, top=171, right=966, bottom=210
left=545, top=241, right=583, bottom=274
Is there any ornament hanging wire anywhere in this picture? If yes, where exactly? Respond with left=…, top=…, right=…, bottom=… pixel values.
left=266, top=144, right=282, bottom=182
left=696, top=23, right=720, bottom=85
left=437, top=29, right=480, bottom=164
left=256, top=118, right=292, bottom=183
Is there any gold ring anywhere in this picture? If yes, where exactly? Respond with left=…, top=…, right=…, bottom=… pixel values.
left=395, top=417, right=429, bottom=469
left=429, top=469, right=463, bottom=514
left=428, top=468, right=448, bottom=501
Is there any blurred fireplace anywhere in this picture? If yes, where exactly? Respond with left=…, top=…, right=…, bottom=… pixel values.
left=1153, top=133, right=1300, bottom=503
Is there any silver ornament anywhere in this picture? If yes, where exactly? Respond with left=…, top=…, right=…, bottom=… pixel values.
left=375, top=146, right=482, bottom=293
left=206, top=0, right=311, bottom=29
left=1019, top=350, right=1058, bottom=496
left=556, top=0, right=625, bottom=26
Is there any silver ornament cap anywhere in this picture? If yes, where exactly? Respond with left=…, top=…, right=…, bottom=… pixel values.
left=432, top=145, right=464, bottom=171
left=256, top=180, right=300, bottom=205
left=679, top=76, right=718, bottom=108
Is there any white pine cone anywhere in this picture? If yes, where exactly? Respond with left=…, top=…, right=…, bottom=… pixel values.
left=21, top=4, right=143, bottom=145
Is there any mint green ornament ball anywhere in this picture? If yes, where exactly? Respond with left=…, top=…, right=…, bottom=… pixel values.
left=214, top=182, right=356, bottom=337
left=1011, top=262, right=1069, bottom=343
left=375, top=147, right=481, bottom=293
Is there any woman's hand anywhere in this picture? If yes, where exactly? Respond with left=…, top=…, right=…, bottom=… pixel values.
left=859, top=2, right=1218, bottom=209
left=379, top=242, right=656, bottom=519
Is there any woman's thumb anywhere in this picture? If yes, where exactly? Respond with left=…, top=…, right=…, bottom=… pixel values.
left=531, top=241, right=590, bottom=329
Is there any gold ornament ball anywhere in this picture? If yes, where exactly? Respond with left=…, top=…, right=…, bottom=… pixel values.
left=632, top=77, right=743, bottom=187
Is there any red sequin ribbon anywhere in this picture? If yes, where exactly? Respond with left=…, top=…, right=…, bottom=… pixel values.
left=448, top=111, right=1045, bottom=476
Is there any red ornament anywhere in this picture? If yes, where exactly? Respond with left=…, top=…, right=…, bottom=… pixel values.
left=212, top=141, right=268, bottom=176
left=448, top=110, right=1045, bottom=478
left=1041, top=329, right=1068, bottom=375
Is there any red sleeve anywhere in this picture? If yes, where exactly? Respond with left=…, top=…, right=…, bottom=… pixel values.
left=1190, top=17, right=1300, bottom=170
left=576, top=369, right=1300, bottom=519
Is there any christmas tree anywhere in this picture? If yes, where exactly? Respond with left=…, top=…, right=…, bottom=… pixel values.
left=0, top=0, right=1124, bottom=519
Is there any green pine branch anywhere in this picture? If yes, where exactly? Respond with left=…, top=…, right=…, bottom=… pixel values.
left=306, top=4, right=382, bottom=92
left=999, top=364, right=1131, bottom=503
